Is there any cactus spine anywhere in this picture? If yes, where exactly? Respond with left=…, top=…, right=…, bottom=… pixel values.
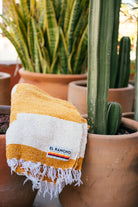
left=110, top=0, right=121, bottom=88
left=88, top=0, right=122, bottom=135
left=116, top=36, right=131, bottom=88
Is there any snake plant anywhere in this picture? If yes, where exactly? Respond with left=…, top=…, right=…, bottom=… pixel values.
left=88, top=0, right=122, bottom=135
left=0, top=0, right=89, bottom=74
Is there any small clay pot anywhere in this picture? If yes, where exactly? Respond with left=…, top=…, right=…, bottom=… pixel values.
left=68, top=80, right=135, bottom=114
left=0, top=72, right=11, bottom=105
left=0, top=63, right=20, bottom=91
left=19, top=68, right=87, bottom=100
left=108, top=84, right=135, bottom=113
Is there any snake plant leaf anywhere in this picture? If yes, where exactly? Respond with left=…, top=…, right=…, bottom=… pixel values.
left=30, top=17, right=42, bottom=73
left=19, top=0, right=30, bottom=26
left=74, top=10, right=88, bottom=38
left=67, top=0, right=81, bottom=56
left=1, top=0, right=89, bottom=74
left=1, top=15, right=33, bottom=72
left=4, top=0, right=16, bottom=18
left=72, top=0, right=89, bottom=53
left=28, top=18, right=35, bottom=63
left=39, top=9, right=45, bottom=31
left=4, top=0, right=27, bottom=44
left=51, top=0, right=61, bottom=22
left=72, top=25, right=88, bottom=74
left=0, top=22, right=26, bottom=69
left=59, top=27, right=68, bottom=74
left=50, top=55, right=60, bottom=74
left=38, top=0, right=44, bottom=15
left=44, top=0, right=60, bottom=63
left=30, top=0, right=35, bottom=16
left=41, top=47, right=51, bottom=73
left=58, top=0, right=67, bottom=29
left=64, top=1, right=71, bottom=34
left=38, top=0, right=47, bottom=31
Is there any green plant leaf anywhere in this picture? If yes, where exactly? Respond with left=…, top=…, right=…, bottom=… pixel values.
left=72, top=25, right=88, bottom=74
left=0, top=22, right=26, bottom=68
left=44, top=0, right=60, bottom=63
left=67, top=0, right=81, bottom=55
left=59, top=27, right=68, bottom=73
left=19, top=0, right=30, bottom=25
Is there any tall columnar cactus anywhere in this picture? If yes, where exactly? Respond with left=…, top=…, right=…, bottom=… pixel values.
left=115, top=36, right=131, bottom=88
left=88, top=0, right=122, bottom=135
left=110, top=0, right=121, bottom=88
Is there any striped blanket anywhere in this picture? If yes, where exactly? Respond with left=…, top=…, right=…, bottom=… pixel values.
left=6, top=83, right=88, bottom=198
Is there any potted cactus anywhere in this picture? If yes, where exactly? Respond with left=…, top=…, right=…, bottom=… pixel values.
left=109, top=14, right=134, bottom=113
left=60, top=1, right=138, bottom=207
left=0, top=0, right=89, bottom=100
left=67, top=1, right=134, bottom=114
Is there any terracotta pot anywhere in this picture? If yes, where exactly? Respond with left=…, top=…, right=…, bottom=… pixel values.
left=0, top=63, right=21, bottom=91
left=0, top=106, right=37, bottom=207
left=108, top=84, right=135, bottom=113
left=0, top=72, right=11, bottom=105
left=60, top=118, right=138, bottom=207
left=68, top=80, right=134, bottom=114
left=68, top=80, right=87, bottom=114
left=122, top=112, right=135, bottom=120
left=19, top=69, right=87, bottom=100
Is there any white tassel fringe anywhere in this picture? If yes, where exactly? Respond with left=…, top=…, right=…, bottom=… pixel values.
left=7, top=158, right=82, bottom=199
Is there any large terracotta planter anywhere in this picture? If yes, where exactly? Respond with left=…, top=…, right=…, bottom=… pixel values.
left=68, top=80, right=134, bottom=114
left=60, top=117, right=138, bottom=207
left=19, top=69, right=87, bottom=100
left=0, top=106, right=37, bottom=207
left=0, top=72, right=11, bottom=105
left=0, top=62, right=21, bottom=91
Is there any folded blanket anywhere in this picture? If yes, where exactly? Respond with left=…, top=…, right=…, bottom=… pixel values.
left=6, top=83, right=88, bottom=198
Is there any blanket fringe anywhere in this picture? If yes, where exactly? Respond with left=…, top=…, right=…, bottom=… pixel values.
left=7, top=158, right=82, bottom=199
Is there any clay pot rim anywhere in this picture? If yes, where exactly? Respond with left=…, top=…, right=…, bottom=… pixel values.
left=0, top=72, right=11, bottom=79
left=122, top=112, right=134, bottom=119
left=19, top=68, right=88, bottom=80
left=109, top=84, right=134, bottom=92
left=69, top=80, right=87, bottom=89
left=69, top=80, right=134, bottom=91
left=88, top=117, right=138, bottom=140
left=0, top=60, right=20, bottom=65
left=0, top=105, right=10, bottom=115
left=82, top=114, right=138, bottom=140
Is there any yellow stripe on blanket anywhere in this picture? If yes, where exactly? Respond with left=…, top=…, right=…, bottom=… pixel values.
left=6, top=83, right=88, bottom=198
